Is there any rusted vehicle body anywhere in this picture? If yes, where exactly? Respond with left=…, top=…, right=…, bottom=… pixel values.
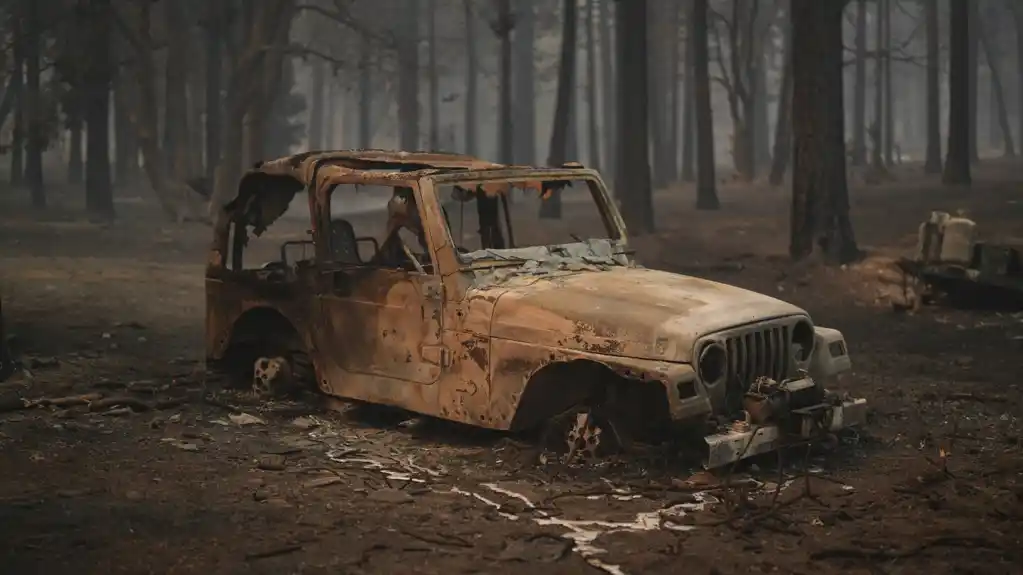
left=206, top=150, right=866, bottom=468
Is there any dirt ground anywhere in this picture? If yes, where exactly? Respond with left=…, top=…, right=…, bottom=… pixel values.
left=1, top=160, right=1022, bottom=575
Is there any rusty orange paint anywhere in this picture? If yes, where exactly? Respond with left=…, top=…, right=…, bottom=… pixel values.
left=205, top=150, right=852, bottom=438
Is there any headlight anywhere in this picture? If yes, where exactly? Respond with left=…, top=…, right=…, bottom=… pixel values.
left=698, top=342, right=727, bottom=385
left=792, top=320, right=814, bottom=362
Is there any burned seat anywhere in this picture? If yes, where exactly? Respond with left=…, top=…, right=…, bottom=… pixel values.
left=329, top=219, right=362, bottom=264
left=328, top=219, right=381, bottom=265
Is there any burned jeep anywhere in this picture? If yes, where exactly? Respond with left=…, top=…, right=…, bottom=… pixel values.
left=206, top=150, right=866, bottom=467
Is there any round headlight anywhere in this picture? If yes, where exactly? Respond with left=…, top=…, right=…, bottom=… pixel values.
left=698, top=342, right=727, bottom=385
left=792, top=320, right=815, bottom=362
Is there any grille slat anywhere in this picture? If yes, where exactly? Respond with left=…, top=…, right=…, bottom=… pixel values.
left=723, top=325, right=792, bottom=390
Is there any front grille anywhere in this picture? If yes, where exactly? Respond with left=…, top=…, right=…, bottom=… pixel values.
left=724, top=325, right=791, bottom=388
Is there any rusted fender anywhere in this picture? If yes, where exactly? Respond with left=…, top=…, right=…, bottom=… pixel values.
left=485, top=337, right=711, bottom=431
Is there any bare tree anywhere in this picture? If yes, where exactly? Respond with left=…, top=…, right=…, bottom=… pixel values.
left=492, top=0, right=514, bottom=164
left=397, top=0, right=420, bottom=150
left=943, top=0, right=971, bottom=185
left=789, top=0, right=858, bottom=264
left=768, top=16, right=792, bottom=186
left=205, top=1, right=224, bottom=181
left=464, top=0, right=478, bottom=155
left=513, top=0, right=536, bottom=164
left=540, top=0, right=578, bottom=219
left=598, top=0, right=615, bottom=179
left=24, top=0, right=45, bottom=208
left=83, top=0, right=114, bottom=220
left=924, top=0, right=942, bottom=174
left=585, top=0, right=600, bottom=172
left=850, top=0, right=867, bottom=167
left=427, top=0, right=440, bottom=149
left=977, top=8, right=1015, bottom=157
left=692, top=0, right=718, bottom=210
left=615, top=0, right=654, bottom=232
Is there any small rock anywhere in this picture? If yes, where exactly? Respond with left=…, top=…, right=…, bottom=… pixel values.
left=101, top=333, right=112, bottom=340
left=253, top=488, right=270, bottom=502
left=257, top=454, right=287, bottom=471
left=289, top=416, right=319, bottom=430
left=137, top=336, right=147, bottom=343
left=304, top=476, right=342, bottom=489
left=29, top=357, right=59, bottom=369
left=230, top=412, right=266, bottom=427
left=367, top=488, right=413, bottom=504
left=160, top=438, right=200, bottom=452
left=125, top=490, right=143, bottom=501
left=168, top=413, right=182, bottom=423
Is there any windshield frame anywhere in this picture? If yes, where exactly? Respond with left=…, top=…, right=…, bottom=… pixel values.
left=420, top=168, right=628, bottom=269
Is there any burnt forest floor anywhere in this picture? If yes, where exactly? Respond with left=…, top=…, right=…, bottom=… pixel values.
left=1, top=160, right=1022, bottom=575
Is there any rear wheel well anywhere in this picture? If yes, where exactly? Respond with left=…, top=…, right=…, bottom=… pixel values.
left=508, top=359, right=671, bottom=437
left=215, top=308, right=311, bottom=388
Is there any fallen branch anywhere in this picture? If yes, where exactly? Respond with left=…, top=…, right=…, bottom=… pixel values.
left=811, top=536, right=1010, bottom=561
left=244, top=544, right=303, bottom=561
left=88, top=396, right=154, bottom=413
left=0, top=393, right=105, bottom=413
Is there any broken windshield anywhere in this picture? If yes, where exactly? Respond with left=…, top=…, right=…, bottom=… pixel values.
left=436, top=177, right=625, bottom=267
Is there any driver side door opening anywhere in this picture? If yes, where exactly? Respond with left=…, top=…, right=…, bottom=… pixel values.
left=315, top=179, right=444, bottom=386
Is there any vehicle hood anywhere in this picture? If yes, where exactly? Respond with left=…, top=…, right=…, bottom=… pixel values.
left=484, top=266, right=806, bottom=363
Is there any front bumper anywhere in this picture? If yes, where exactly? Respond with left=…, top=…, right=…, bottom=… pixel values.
left=703, top=389, right=868, bottom=469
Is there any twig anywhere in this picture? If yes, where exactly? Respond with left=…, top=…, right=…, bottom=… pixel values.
left=244, top=544, right=303, bottom=561
left=811, top=536, right=1010, bottom=561
left=398, top=527, right=474, bottom=549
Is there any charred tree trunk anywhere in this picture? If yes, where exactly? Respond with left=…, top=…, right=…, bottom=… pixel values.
left=308, top=62, right=325, bottom=150
left=967, top=0, right=978, bottom=162
left=977, top=15, right=1016, bottom=157
left=851, top=0, right=867, bottom=166
left=427, top=0, right=440, bottom=150
left=599, top=0, right=615, bottom=180
left=464, top=0, right=478, bottom=155
left=83, top=0, right=114, bottom=220
left=68, top=106, right=84, bottom=184
left=924, top=0, right=942, bottom=173
left=113, top=78, right=135, bottom=185
left=680, top=9, right=694, bottom=182
left=943, top=0, right=971, bottom=185
left=129, top=0, right=181, bottom=220
left=514, top=0, right=536, bottom=164
left=769, top=19, right=792, bottom=187
left=585, top=0, right=600, bottom=171
left=541, top=0, right=578, bottom=219
left=1013, top=5, right=1023, bottom=155
left=669, top=2, right=682, bottom=182
left=24, top=0, right=45, bottom=208
left=163, top=0, right=189, bottom=179
left=205, top=1, right=223, bottom=181
left=871, top=0, right=884, bottom=170
left=615, top=0, right=654, bottom=231
left=647, top=0, right=670, bottom=188
left=358, top=36, right=373, bottom=148
left=882, top=0, right=894, bottom=166
left=324, top=79, right=335, bottom=148
left=493, top=0, right=514, bottom=164
left=753, top=52, right=771, bottom=170
left=789, top=0, right=858, bottom=264
left=9, top=11, right=24, bottom=187
left=398, top=0, right=420, bottom=150
left=692, top=0, right=718, bottom=210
